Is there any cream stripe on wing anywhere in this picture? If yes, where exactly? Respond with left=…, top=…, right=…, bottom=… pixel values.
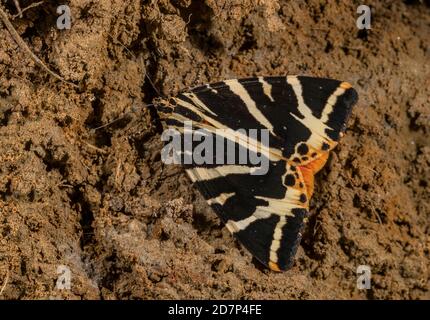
left=269, top=216, right=287, bottom=263
left=206, top=84, right=218, bottom=94
left=225, top=210, right=272, bottom=233
left=225, top=198, right=297, bottom=234
left=258, top=77, right=275, bottom=102
left=255, top=192, right=303, bottom=210
left=286, top=76, right=334, bottom=150
left=173, top=97, right=284, bottom=160
left=226, top=79, right=275, bottom=134
left=320, top=86, right=346, bottom=123
left=186, top=165, right=256, bottom=183
left=290, top=112, right=332, bottom=150
left=182, top=92, right=218, bottom=116
left=207, top=192, right=235, bottom=206
left=286, top=76, right=331, bottom=136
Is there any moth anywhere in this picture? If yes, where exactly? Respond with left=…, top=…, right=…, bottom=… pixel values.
left=156, top=76, right=358, bottom=271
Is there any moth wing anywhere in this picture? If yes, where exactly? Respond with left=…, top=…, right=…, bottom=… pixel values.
left=157, top=76, right=358, bottom=270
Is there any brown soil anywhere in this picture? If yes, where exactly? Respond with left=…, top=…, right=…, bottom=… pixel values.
left=0, top=0, right=429, bottom=300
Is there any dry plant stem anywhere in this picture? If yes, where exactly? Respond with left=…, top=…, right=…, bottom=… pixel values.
left=82, top=140, right=108, bottom=154
left=0, top=270, right=9, bottom=296
left=13, top=0, right=22, bottom=18
left=12, top=1, right=45, bottom=19
left=0, top=6, right=78, bottom=88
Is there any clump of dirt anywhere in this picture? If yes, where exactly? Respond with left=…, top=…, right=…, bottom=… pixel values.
left=0, top=0, right=429, bottom=299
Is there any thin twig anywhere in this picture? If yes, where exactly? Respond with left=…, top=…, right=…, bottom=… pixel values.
left=57, top=182, right=74, bottom=188
left=108, top=34, right=135, bottom=58
left=0, top=269, right=9, bottom=296
left=185, top=13, right=192, bottom=26
left=12, top=1, right=44, bottom=19
left=13, top=0, right=22, bottom=18
left=142, top=55, right=164, bottom=98
left=82, top=141, right=107, bottom=154
left=371, top=204, right=383, bottom=225
left=145, top=72, right=162, bottom=97
left=0, top=6, right=78, bottom=88
left=114, top=160, right=122, bottom=188
left=313, top=219, right=322, bottom=236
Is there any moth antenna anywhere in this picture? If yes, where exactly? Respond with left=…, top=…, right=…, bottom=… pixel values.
left=145, top=72, right=165, bottom=99
left=92, top=116, right=127, bottom=131
left=92, top=103, right=154, bottom=131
